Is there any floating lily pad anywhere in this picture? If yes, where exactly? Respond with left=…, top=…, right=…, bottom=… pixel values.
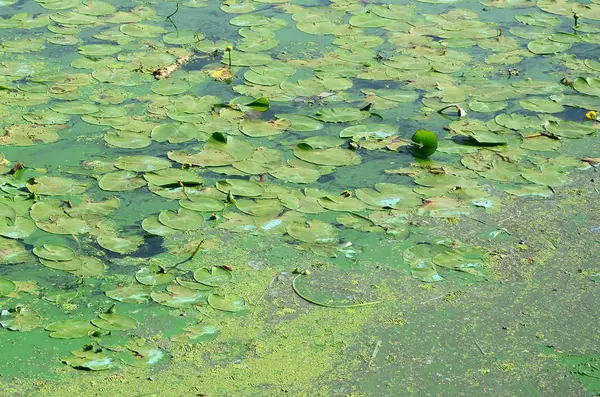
left=158, top=208, right=204, bottom=231
left=33, top=244, right=75, bottom=261
left=287, top=220, right=338, bottom=244
left=193, top=266, right=232, bottom=287
left=0, top=307, right=40, bottom=331
left=135, top=266, right=174, bottom=286
left=46, top=319, right=96, bottom=339
left=97, top=233, right=143, bottom=254
left=293, top=143, right=360, bottom=166
left=39, top=256, right=83, bottom=271
left=105, top=283, right=152, bottom=304
left=314, top=107, right=370, bottom=123
left=92, top=305, right=138, bottom=331
left=172, top=324, right=220, bottom=344
left=215, top=179, right=265, bottom=197
left=61, top=348, right=115, bottom=371
left=0, top=217, right=37, bottom=239
left=151, top=285, right=207, bottom=308
left=27, top=176, right=88, bottom=196
left=292, top=269, right=382, bottom=308
left=0, top=277, right=16, bottom=296
left=207, top=293, right=246, bottom=312
left=98, top=171, right=147, bottom=191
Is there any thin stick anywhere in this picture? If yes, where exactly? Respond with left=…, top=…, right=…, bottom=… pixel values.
left=253, top=274, right=278, bottom=319
left=368, top=340, right=382, bottom=368
left=473, top=338, right=486, bottom=355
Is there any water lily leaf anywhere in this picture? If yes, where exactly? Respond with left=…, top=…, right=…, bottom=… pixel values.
left=78, top=44, right=121, bottom=56
left=0, top=307, right=40, bottom=331
left=172, top=324, right=220, bottom=344
left=92, top=305, right=138, bottom=331
left=114, top=155, right=171, bottom=172
left=33, top=244, right=75, bottom=261
left=98, top=171, right=147, bottom=191
left=23, top=109, right=70, bottom=125
left=97, top=233, right=143, bottom=254
left=135, top=266, right=174, bottom=286
left=193, top=266, right=232, bottom=287
left=208, top=293, right=246, bottom=312
left=0, top=217, right=37, bottom=239
left=404, top=244, right=444, bottom=282
left=119, top=345, right=164, bottom=367
left=0, top=277, right=16, bottom=296
left=105, top=283, right=152, bottom=304
left=519, top=98, right=564, bottom=113
left=356, top=184, right=422, bottom=209
left=176, top=277, right=213, bottom=291
left=158, top=208, right=204, bottom=231
left=61, top=348, right=115, bottom=371
left=151, top=79, right=191, bottom=96
left=433, top=246, right=487, bottom=277
left=65, top=256, right=104, bottom=278
left=293, top=143, right=360, bottom=166
left=573, top=77, right=600, bottom=97
left=314, top=107, right=369, bottom=123
left=495, top=113, right=534, bottom=130
left=27, top=176, right=88, bottom=196
left=46, top=319, right=96, bottom=339
left=292, top=269, right=382, bottom=307
left=50, top=101, right=99, bottom=115
left=527, top=40, right=570, bottom=54
left=340, top=123, right=397, bottom=140
left=544, top=120, right=596, bottom=138
left=275, top=114, right=323, bottom=132
left=151, top=285, right=207, bottom=308
left=120, top=23, right=167, bottom=38
left=215, top=179, right=264, bottom=197
left=151, top=123, right=198, bottom=143
left=287, top=220, right=338, bottom=244
left=521, top=165, right=568, bottom=186
left=39, top=256, right=83, bottom=271
left=179, top=196, right=224, bottom=212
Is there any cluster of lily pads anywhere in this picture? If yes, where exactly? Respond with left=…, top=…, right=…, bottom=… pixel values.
left=0, top=0, right=599, bottom=373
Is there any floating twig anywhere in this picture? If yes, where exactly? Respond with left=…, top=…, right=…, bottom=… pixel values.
left=473, top=338, right=486, bottom=355
left=368, top=340, right=382, bottom=368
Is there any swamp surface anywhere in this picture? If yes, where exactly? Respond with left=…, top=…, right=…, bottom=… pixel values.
left=0, top=0, right=599, bottom=396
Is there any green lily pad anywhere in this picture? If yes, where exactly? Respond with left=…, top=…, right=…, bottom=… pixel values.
left=573, top=77, right=600, bottom=97
left=0, top=217, right=37, bottom=239
left=404, top=244, right=444, bottom=282
left=27, top=176, right=89, bottom=195
left=172, top=324, right=220, bottom=344
left=151, top=285, right=207, bottom=308
left=50, top=101, right=99, bottom=115
left=292, top=269, right=382, bottom=308
left=158, top=208, right=204, bottom=231
left=97, top=233, right=143, bottom=254
left=105, top=283, right=152, bottom=304
left=207, top=293, right=246, bottom=312
left=0, top=277, right=16, bottom=296
left=314, top=107, right=370, bottom=123
left=287, top=220, right=338, bottom=244
left=527, top=40, right=570, bottom=54
left=135, top=266, right=174, bottom=286
left=193, top=266, right=232, bottom=287
left=98, top=171, right=147, bottom=191
left=293, top=143, right=361, bottom=166
left=115, top=155, right=171, bottom=172
left=151, top=79, right=191, bottom=96
left=61, top=348, right=116, bottom=371
left=39, top=256, right=83, bottom=271
left=46, top=319, right=96, bottom=339
left=0, top=307, right=41, bottom=331
left=33, top=244, right=75, bottom=261
left=120, top=23, right=167, bottom=38
left=92, top=305, right=138, bottom=331
left=215, top=179, right=265, bottom=197
left=179, top=197, right=224, bottom=212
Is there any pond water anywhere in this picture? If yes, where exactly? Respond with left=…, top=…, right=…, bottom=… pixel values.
left=0, top=0, right=599, bottom=395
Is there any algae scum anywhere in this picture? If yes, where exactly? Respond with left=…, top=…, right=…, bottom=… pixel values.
left=0, top=0, right=599, bottom=395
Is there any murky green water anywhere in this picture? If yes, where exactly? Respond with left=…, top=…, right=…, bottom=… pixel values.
left=0, top=0, right=599, bottom=395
